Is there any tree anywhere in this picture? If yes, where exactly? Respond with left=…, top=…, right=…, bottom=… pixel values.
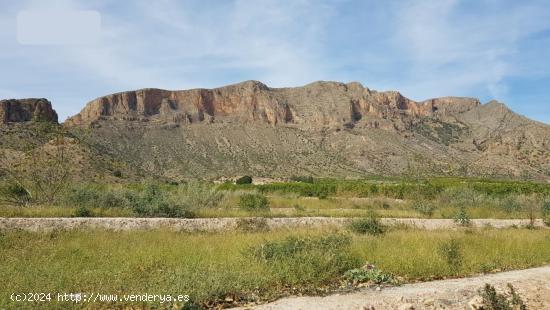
left=236, top=175, right=253, bottom=184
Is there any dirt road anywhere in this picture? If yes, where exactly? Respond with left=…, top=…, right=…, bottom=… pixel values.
left=236, top=267, right=550, bottom=310
left=0, top=217, right=546, bottom=231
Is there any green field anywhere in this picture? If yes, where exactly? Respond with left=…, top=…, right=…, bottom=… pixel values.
left=1, top=227, right=549, bottom=308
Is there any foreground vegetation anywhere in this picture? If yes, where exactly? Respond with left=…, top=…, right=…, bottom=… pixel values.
left=1, top=177, right=550, bottom=221
left=1, top=227, right=549, bottom=308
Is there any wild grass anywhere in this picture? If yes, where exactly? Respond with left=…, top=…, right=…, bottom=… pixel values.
left=1, top=178, right=549, bottom=220
left=0, top=205, right=132, bottom=217
left=1, top=227, right=549, bottom=308
left=351, top=229, right=550, bottom=280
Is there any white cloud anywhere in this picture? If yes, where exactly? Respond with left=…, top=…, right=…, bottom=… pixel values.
left=391, top=0, right=550, bottom=101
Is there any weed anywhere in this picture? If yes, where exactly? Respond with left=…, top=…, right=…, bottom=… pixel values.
left=542, top=198, right=550, bottom=226
left=480, top=283, right=526, bottom=310
left=238, top=193, right=269, bottom=212
left=454, top=207, right=471, bottom=226
left=174, top=181, right=225, bottom=209
left=348, top=213, right=386, bottom=236
left=74, top=205, right=93, bottom=217
left=439, top=238, right=463, bottom=273
left=252, top=234, right=351, bottom=261
left=129, top=183, right=194, bottom=218
left=236, top=218, right=269, bottom=232
left=479, top=263, right=497, bottom=273
left=250, top=234, right=359, bottom=285
left=411, top=201, right=435, bottom=218
left=343, top=265, right=395, bottom=284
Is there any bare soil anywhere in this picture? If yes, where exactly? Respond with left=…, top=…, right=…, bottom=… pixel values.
left=236, top=267, right=550, bottom=310
left=0, top=217, right=546, bottom=231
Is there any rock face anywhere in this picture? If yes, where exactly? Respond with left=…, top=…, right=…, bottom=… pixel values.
left=0, top=98, right=58, bottom=124
left=64, top=80, right=480, bottom=129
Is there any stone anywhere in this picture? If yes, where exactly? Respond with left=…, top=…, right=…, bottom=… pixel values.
left=467, top=295, right=484, bottom=310
left=397, top=303, right=415, bottom=310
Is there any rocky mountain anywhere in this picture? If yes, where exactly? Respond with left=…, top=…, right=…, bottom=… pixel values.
left=0, top=99, right=127, bottom=182
left=2, top=81, right=550, bottom=181
left=1, top=98, right=58, bottom=124
left=65, top=80, right=481, bottom=130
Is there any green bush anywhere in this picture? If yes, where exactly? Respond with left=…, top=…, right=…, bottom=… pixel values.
left=128, top=183, right=194, bottom=218
left=238, top=193, right=269, bottom=211
left=74, top=205, right=93, bottom=217
left=348, top=213, right=386, bottom=236
left=236, top=176, right=253, bottom=184
left=480, top=283, right=526, bottom=310
left=63, top=185, right=101, bottom=208
left=98, top=191, right=127, bottom=209
left=411, top=201, right=435, bottom=218
left=439, top=238, right=463, bottom=274
left=0, top=183, right=32, bottom=206
left=64, top=185, right=127, bottom=209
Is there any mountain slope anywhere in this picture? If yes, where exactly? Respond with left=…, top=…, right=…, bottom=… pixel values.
left=2, top=81, right=549, bottom=181
left=62, top=81, right=550, bottom=180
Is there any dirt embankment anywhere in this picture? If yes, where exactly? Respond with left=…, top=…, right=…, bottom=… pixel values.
left=0, top=217, right=546, bottom=231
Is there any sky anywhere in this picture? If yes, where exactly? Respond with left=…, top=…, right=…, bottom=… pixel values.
left=0, top=0, right=549, bottom=124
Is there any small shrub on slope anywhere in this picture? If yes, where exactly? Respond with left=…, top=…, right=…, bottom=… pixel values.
left=238, top=193, right=269, bottom=211
left=542, top=198, right=550, bottom=226
left=348, top=213, right=386, bottom=236
left=236, top=176, right=253, bottom=184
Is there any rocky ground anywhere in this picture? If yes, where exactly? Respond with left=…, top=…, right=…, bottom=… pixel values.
left=235, top=267, right=550, bottom=310
left=0, top=217, right=546, bottom=231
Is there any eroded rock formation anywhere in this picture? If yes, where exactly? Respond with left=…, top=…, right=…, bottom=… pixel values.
left=64, top=80, right=481, bottom=129
left=0, top=98, right=58, bottom=124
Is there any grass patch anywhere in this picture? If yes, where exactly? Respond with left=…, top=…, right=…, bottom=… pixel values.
left=1, top=228, right=549, bottom=308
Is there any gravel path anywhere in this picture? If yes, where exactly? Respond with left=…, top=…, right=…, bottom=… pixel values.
left=236, top=267, right=550, bottom=310
left=0, top=217, right=546, bottom=231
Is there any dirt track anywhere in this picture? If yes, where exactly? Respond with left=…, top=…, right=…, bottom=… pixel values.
left=0, top=217, right=546, bottom=232
left=0, top=217, right=546, bottom=231
left=236, top=267, right=550, bottom=310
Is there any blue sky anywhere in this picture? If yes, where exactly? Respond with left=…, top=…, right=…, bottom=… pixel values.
left=1, top=0, right=549, bottom=124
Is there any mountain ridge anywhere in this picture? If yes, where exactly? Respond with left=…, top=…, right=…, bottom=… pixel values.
left=1, top=80, right=549, bottom=181
left=64, top=80, right=483, bottom=129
